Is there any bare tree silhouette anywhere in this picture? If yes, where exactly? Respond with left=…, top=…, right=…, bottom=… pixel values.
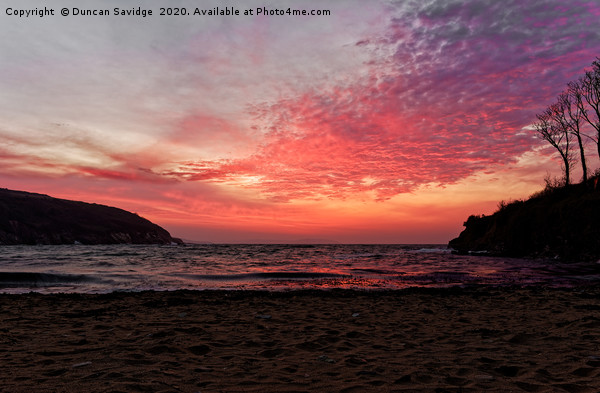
left=534, top=58, right=600, bottom=186
left=534, top=106, right=576, bottom=186
left=559, top=88, right=587, bottom=182
left=576, top=58, right=600, bottom=160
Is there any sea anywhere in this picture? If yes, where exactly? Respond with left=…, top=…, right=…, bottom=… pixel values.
left=0, top=244, right=599, bottom=294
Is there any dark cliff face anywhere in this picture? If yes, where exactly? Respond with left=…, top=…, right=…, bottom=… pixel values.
left=0, top=188, right=182, bottom=245
left=449, top=180, right=600, bottom=261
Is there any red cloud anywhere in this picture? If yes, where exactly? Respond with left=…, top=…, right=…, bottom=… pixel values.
left=165, top=81, right=539, bottom=201
left=162, top=0, right=600, bottom=202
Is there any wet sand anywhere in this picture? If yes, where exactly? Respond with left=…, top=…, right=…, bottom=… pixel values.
left=1, top=286, right=599, bottom=392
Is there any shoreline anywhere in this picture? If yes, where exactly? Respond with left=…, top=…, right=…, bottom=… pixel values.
left=1, top=286, right=599, bottom=392
left=2, top=279, right=599, bottom=295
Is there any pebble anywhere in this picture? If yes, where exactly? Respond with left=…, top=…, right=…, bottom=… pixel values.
left=317, top=355, right=336, bottom=363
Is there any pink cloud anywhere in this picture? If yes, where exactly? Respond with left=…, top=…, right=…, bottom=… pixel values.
left=167, top=113, right=257, bottom=151
left=164, top=79, right=540, bottom=201
left=160, top=0, right=600, bottom=202
left=73, top=166, right=171, bottom=183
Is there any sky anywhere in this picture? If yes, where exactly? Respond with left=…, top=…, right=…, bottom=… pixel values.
left=1, top=0, right=600, bottom=243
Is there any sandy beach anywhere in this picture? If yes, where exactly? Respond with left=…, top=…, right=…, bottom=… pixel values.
left=1, top=286, right=599, bottom=392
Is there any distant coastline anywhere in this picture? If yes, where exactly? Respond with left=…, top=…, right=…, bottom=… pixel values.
left=0, top=188, right=182, bottom=245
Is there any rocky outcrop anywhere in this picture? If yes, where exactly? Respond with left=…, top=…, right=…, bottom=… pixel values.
left=449, top=178, right=600, bottom=261
left=0, top=188, right=182, bottom=245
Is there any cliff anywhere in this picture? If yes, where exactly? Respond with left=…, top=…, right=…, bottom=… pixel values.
left=0, top=188, right=182, bottom=245
left=448, top=178, right=600, bottom=261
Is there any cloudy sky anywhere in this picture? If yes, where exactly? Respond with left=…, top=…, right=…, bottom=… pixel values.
left=1, top=0, right=600, bottom=243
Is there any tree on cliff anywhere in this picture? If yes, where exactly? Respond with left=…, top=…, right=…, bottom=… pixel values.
left=559, top=89, right=588, bottom=182
left=575, top=59, right=600, bottom=161
left=534, top=104, right=576, bottom=186
left=534, top=58, right=600, bottom=185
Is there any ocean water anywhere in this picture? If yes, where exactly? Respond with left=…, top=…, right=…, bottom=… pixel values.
left=0, top=244, right=598, bottom=294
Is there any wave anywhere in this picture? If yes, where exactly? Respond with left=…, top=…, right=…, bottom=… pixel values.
left=350, top=268, right=404, bottom=275
left=398, top=271, right=476, bottom=283
left=0, top=272, right=101, bottom=287
left=408, top=247, right=452, bottom=253
left=171, top=271, right=349, bottom=281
